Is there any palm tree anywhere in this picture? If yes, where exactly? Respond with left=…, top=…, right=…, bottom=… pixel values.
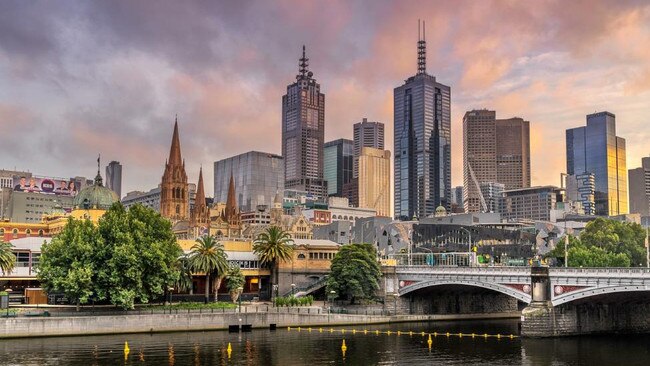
left=175, top=255, right=194, bottom=295
left=190, top=235, right=228, bottom=304
left=0, top=240, right=15, bottom=275
left=253, top=226, right=294, bottom=298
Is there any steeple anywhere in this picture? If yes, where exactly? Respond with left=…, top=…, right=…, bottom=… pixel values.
left=417, top=19, right=427, bottom=75
left=168, top=116, right=183, bottom=166
left=94, top=154, right=103, bottom=186
left=297, top=45, right=311, bottom=80
left=190, top=166, right=209, bottom=228
left=196, top=166, right=205, bottom=206
left=224, top=171, right=237, bottom=222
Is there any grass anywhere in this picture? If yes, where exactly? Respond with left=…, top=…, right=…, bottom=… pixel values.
left=143, top=301, right=238, bottom=310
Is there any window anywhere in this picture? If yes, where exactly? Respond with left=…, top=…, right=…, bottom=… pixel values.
left=15, top=252, right=29, bottom=267
left=0, top=228, right=4, bottom=236
left=12, top=228, right=18, bottom=238
left=25, top=229, right=31, bottom=237
left=38, top=229, right=44, bottom=237
left=297, top=253, right=306, bottom=260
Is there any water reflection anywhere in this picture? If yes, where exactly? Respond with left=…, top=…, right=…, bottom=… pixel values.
left=0, top=320, right=648, bottom=365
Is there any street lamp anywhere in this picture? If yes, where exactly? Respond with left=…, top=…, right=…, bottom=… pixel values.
left=237, top=286, right=243, bottom=313
left=168, top=286, right=174, bottom=305
left=290, top=283, right=296, bottom=296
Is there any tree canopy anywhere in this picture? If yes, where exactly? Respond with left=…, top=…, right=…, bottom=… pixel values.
left=38, top=203, right=182, bottom=309
left=253, top=226, right=293, bottom=289
left=0, top=239, right=16, bottom=275
left=326, top=243, right=382, bottom=304
left=190, top=235, right=228, bottom=303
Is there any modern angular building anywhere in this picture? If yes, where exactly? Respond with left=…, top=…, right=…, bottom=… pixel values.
left=282, top=46, right=327, bottom=200
left=566, top=111, right=628, bottom=216
left=566, top=172, right=596, bottom=215
left=394, top=21, right=451, bottom=220
left=358, top=147, right=391, bottom=217
left=463, top=110, right=530, bottom=213
left=105, top=160, right=122, bottom=199
left=214, top=151, right=284, bottom=213
left=353, top=118, right=384, bottom=177
left=323, top=139, right=353, bottom=197
left=628, top=157, right=650, bottom=216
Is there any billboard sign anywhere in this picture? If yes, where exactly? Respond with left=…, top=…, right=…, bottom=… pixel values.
left=13, top=176, right=80, bottom=197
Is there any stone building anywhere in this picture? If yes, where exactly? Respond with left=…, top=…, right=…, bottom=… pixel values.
left=160, top=118, right=189, bottom=222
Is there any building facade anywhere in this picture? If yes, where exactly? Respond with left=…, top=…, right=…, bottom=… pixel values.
left=496, top=117, right=531, bottom=189
left=628, top=157, right=650, bottom=216
left=122, top=187, right=162, bottom=211
left=566, top=111, right=628, bottom=216
left=394, top=22, right=451, bottom=219
left=282, top=46, right=327, bottom=200
left=323, top=139, right=353, bottom=197
left=480, top=182, right=505, bottom=214
left=566, top=173, right=596, bottom=215
left=353, top=118, right=384, bottom=177
left=358, top=147, right=391, bottom=217
left=105, top=161, right=122, bottom=198
left=502, top=186, right=565, bottom=222
left=214, top=151, right=284, bottom=212
left=160, top=118, right=189, bottom=222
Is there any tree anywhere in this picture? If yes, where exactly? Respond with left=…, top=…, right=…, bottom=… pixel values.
left=175, top=255, right=194, bottom=294
left=190, top=235, right=228, bottom=304
left=326, top=243, right=381, bottom=304
left=0, top=239, right=15, bottom=275
left=226, top=265, right=245, bottom=303
left=253, top=226, right=294, bottom=296
left=38, top=218, right=99, bottom=311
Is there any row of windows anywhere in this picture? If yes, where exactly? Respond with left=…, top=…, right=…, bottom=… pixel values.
left=296, top=252, right=335, bottom=260
left=0, top=228, right=45, bottom=237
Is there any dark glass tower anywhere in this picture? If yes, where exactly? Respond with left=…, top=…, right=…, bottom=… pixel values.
left=394, top=21, right=451, bottom=220
left=282, top=46, right=327, bottom=199
left=324, top=139, right=353, bottom=197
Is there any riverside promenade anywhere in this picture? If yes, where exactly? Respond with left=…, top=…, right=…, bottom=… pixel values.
left=0, top=307, right=520, bottom=339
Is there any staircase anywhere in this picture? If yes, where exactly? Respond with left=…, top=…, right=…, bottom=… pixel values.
left=282, top=276, right=328, bottom=297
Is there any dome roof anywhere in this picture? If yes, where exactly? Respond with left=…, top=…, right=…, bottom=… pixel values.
left=73, top=172, right=119, bottom=210
left=434, top=205, right=447, bottom=217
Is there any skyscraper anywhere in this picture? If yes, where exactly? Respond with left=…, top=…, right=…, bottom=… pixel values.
left=353, top=118, right=384, bottom=177
left=282, top=46, right=327, bottom=200
left=214, top=151, right=284, bottom=212
left=160, top=118, right=189, bottom=222
left=358, top=147, right=391, bottom=217
left=463, top=110, right=531, bottom=213
left=105, top=161, right=122, bottom=198
left=566, top=111, right=628, bottom=216
left=324, top=139, right=353, bottom=197
left=628, top=157, right=650, bottom=216
left=394, top=21, right=451, bottom=220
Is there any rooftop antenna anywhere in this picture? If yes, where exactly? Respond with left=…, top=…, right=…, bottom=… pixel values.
left=417, top=19, right=427, bottom=75
left=298, top=45, right=309, bottom=79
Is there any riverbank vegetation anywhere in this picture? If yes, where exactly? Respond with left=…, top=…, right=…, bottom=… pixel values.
left=326, top=243, right=381, bottom=304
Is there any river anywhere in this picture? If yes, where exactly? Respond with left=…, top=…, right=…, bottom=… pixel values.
left=0, top=319, right=648, bottom=365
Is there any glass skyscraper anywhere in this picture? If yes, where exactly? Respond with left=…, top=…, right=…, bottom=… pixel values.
left=566, top=111, right=627, bottom=216
left=214, top=151, right=284, bottom=213
left=282, top=46, right=327, bottom=200
left=324, top=139, right=353, bottom=197
left=394, top=21, right=451, bottom=220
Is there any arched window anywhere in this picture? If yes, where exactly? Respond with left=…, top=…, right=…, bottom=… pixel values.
left=175, top=205, right=180, bottom=215
left=0, top=228, right=4, bottom=236
left=38, top=229, right=44, bottom=237
left=12, top=228, right=18, bottom=238
left=297, top=253, right=306, bottom=260
left=25, top=229, right=31, bottom=237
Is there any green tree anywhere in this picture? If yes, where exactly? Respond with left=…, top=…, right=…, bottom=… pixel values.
left=326, top=243, right=381, bottom=304
left=253, top=226, right=294, bottom=295
left=38, top=218, right=99, bottom=311
left=226, top=265, right=245, bottom=303
left=0, top=239, right=15, bottom=275
left=190, top=235, right=228, bottom=304
left=579, top=218, right=647, bottom=266
left=175, top=255, right=194, bottom=294
left=95, top=203, right=182, bottom=309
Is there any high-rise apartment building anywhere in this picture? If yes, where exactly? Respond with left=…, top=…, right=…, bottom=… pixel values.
left=358, top=147, right=391, bottom=217
left=463, top=110, right=531, bottom=213
left=323, top=139, right=353, bottom=197
left=105, top=161, right=122, bottom=198
left=394, top=21, right=451, bottom=219
left=214, top=151, right=284, bottom=213
left=282, top=46, right=327, bottom=200
left=353, top=118, right=384, bottom=177
left=566, top=111, right=628, bottom=216
left=628, top=157, right=650, bottom=216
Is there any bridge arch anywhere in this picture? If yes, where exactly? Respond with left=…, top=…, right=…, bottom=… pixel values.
left=398, top=279, right=532, bottom=304
left=552, top=285, right=650, bottom=306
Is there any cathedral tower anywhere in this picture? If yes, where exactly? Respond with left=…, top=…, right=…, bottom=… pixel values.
left=160, top=117, right=189, bottom=221
left=190, top=166, right=209, bottom=229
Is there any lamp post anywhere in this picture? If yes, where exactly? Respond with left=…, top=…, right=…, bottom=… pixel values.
left=237, top=286, right=243, bottom=313
left=290, top=283, right=296, bottom=297
left=168, top=286, right=174, bottom=305
left=459, top=227, right=472, bottom=266
left=328, top=290, right=336, bottom=320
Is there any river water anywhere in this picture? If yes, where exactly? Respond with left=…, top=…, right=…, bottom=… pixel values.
left=1, top=319, right=649, bottom=365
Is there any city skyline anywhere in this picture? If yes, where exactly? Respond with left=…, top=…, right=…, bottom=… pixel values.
left=2, top=1, right=650, bottom=197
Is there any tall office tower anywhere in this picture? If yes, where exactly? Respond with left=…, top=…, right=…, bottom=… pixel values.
left=566, top=172, right=596, bottom=215
left=160, top=118, right=189, bottom=222
left=463, top=110, right=531, bottom=213
left=496, top=117, right=530, bottom=189
left=214, top=151, right=284, bottom=213
left=324, top=139, right=353, bottom=197
left=358, top=147, right=391, bottom=217
left=353, top=118, right=384, bottom=177
left=566, top=111, right=628, bottom=216
left=394, top=21, right=451, bottom=220
left=628, top=157, right=650, bottom=216
left=105, top=161, right=122, bottom=198
left=282, top=46, right=327, bottom=200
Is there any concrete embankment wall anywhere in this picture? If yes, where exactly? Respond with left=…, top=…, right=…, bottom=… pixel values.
left=0, top=311, right=519, bottom=339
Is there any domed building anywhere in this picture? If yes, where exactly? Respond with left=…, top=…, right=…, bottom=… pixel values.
left=73, top=171, right=119, bottom=210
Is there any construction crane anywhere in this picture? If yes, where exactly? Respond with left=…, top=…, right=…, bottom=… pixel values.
left=467, top=161, right=488, bottom=213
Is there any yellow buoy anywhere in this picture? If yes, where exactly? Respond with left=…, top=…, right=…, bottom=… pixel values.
left=298, top=327, right=301, bottom=331
left=472, top=333, right=476, bottom=338
left=341, top=339, right=347, bottom=357
left=227, top=342, right=232, bottom=359
left=364, top=329, right=368, bottom=334
left=446, top=332, right=450, bottom=337
left=308, top=328, right=312, bottom=332
left=375, top=330, right=380, bottom=335
left=458, top=333, right=463, bottom=338
left=342, top=329, right=346, bottom=334
left=484, top=333, right=488, bottom=338
left=397, top=331, right=401, bottom=336
left=409, top=331, right=413, bottom=336
left=352, top=329, right=356, bottom=334
left=319, top=328, right=323, bottom=333
left=510, top=334, right=514, bottom=339
left=387, top=330, right=391, bottom=335
left=421, top=331, right=425, bottom=336
left=330, top=328, right=334, bottom=333
left=497, top=334, right=501, bottom=339
left=124, top=341, right=130, bottom=360
left=287, top=327, right=291, bottom=331
left=434, top=332, right=438, bottom=337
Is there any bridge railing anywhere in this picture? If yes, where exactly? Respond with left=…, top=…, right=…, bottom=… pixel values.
left=382, top=252, right=472, bottom=267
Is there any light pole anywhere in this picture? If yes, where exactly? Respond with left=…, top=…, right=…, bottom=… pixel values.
left=328, top=290, right=336, bottom=319
left=290, top=283, right=296, bottom=297
left=237, top=286, right=243, bottom=313
left=168, top=286, right=174, bottom=305
left=563, top=211, right=570, bottom=268
left=459, top=227, right=472, bottom=266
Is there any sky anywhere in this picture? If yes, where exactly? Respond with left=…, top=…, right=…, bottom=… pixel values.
left=1, top=0, right=650, bottom=198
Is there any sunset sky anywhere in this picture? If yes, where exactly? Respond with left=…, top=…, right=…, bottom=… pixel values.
left=1, top=0, right=649, bottom=196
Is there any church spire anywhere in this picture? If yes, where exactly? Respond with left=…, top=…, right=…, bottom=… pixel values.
left=168, top=116, right=183, bottom=166
left=196, top=166, right=205, bottom=206
left=224, top=170, right=237, bottom=222
left=417, top=19, right=427, bottom=75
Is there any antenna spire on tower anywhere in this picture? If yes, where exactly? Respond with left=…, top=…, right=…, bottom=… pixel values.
left=298, top=45, right=310, bottom=79
left=417, top=19, right=427, bottom=75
